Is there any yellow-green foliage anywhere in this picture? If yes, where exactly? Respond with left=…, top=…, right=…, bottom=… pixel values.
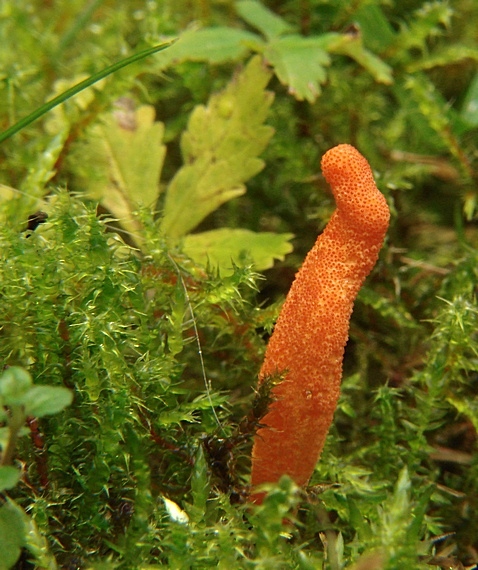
left=0, top=1, right=478, bottom=568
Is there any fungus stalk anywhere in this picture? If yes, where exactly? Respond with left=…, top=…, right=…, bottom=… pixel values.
left=250, top=144, right=390, bottom=501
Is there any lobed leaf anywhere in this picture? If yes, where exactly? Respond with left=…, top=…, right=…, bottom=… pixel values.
left=160, top=56, right=274, bottom=238
left=182, top=228, right=293, bottom=273
left=264, top=35, right=331, bottom=102
left=81, top=104, right=166, bottom=246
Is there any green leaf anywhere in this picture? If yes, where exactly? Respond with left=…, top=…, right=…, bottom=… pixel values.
left=153, top=27, right=261, bottom=68
left=354, top=4, right=396, bottom=52
left=236, top=0, right=293, bottom=40
left=0, top=367, right=32, bottom=405
left=182, top=228, right=293, bottom=273
left=0, top=501, right=25, bottom=569
left=160, top=56, right=274, bottom=238
left=82, top=104, right=166, bottom=246
left=0, top=466, right=21, bottom=492
left=327, top=33, right=393, bottom=85
left=23, top=385, right=73, bottom=418
left=264, top=35, right=331, bottom=102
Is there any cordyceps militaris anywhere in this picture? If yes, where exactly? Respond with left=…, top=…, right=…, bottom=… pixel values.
left=250, top=144, right=390, bottom=503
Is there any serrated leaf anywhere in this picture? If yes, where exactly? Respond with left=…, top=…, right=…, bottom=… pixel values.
left=264, top=35, right=331, bottom=102
left=236, top=0, right=293, bottom=40
left=182, top=228, right=293, bottom=273
left=160, top=56, right=274, bottom=238
left=82, top=104, right=166, bottom=245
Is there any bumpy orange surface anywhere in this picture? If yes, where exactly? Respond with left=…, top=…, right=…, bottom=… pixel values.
left=250, top=144, right=390, bottom=501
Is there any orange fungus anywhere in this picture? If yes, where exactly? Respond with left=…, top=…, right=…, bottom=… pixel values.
left=250, top=144, right=390, bottom=501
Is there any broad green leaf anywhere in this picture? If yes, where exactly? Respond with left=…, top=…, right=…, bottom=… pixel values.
left=182, top=228, right=293, bottom=273
left=23, top=385, right=73, bottom=417
left=264, top=35, right=331, bottom=102
left=0, top=466, right=21, bottom=492
left=0, top=501, right=25, bottom=569
left=82, top=104, right=166, bottom=246
left=160, top=56, right=274, bottom=238
left=152, top=27, right=262, bottom=68
left=0, top=366, right=32, bottom=405
left=236, top=0, right=293, bottom=40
